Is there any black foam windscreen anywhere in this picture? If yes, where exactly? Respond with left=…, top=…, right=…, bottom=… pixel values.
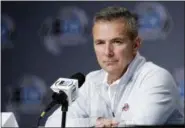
left=70, top=72, right=85, bottom=88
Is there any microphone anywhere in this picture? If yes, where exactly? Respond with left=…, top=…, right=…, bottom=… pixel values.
left=37, top=72, right=85, bottom=127
left=50, top=72, right=85, bottom=105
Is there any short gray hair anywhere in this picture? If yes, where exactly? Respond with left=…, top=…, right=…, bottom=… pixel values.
left=93, top=6, right=139, bottom=40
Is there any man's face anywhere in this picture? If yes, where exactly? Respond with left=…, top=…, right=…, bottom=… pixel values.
left=92, top=20, right=140, bottom=75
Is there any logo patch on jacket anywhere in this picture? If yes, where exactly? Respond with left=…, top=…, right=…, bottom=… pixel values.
left=122, top=103, right=129, bottom=111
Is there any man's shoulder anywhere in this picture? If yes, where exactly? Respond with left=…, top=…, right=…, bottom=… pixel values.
left=138, top=61, right=176, bottom=87
left=86, top=69, right=105, bottom=78
left=140, top=61, right=172, bottom=77
left=85, top=69, right=105, bottom=82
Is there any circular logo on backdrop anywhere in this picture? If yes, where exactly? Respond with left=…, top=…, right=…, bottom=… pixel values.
left=173, top=67, right=184, bottom=101
left=179, top=80, right=184, bottom=98
left=1, top=14, right=15, bottom=49
left=38, top=6, right=89, bottom=56
left=6, top=75, right=48, bottom=114
left=135, top=2, right=173, bottom=41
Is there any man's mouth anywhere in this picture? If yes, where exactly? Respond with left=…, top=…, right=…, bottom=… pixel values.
left=104, top=60, right=118, bottom=64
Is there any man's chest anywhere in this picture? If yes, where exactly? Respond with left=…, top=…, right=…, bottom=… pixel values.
left=89, top=80, right=141, bottom=119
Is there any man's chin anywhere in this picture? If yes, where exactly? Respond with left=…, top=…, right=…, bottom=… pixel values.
left=104, top=67, right=118, bottom=74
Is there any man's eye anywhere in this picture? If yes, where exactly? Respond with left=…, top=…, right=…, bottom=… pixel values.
left=95, top=41, right=104, bottom=45
left=114, top=40, right=122, bottom=44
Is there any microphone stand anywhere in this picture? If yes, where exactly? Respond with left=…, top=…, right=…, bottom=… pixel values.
left=61, top=99, right=68, bottom=128
left=60, top=93, right=68, bottom=128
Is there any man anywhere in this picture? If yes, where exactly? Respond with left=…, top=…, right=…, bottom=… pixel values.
left=45, top=6, right=184, bottom=127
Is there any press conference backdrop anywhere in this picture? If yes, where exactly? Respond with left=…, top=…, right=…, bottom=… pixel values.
left=1, top=1, right=184, bottom=128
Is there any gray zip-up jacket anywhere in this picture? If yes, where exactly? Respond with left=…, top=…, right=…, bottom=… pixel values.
left=45, top=53, right=184, bottom=127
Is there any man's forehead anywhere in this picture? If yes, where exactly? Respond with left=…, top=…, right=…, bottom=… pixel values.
left=93, top=19, right=128, bottom=32
left=93, top=22, right=129, bottom=38
left=94, top=36, right=128, bottom=42
left=96, top=18, right=127, bottom=26
left=93, top=19, right=127, bottom=27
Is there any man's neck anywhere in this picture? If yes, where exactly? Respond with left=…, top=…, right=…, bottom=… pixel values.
left=107, top=75, right=120, bottom=85
left=107, top=65, right=128, bottom=85
left=107, top=54, right=137, bottom=85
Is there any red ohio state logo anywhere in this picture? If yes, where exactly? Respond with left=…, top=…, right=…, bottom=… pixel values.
left=122, top=103, right=129, bottom=111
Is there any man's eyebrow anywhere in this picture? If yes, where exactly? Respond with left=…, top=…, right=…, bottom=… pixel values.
left=94, top=37, right=128, bottom=43
left=94, top=39, right=104, bottom=43
left=110, top=37, right=127, bottom=41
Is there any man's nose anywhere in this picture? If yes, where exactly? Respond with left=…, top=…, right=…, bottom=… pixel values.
left=104, top=43, right=114, bottom=56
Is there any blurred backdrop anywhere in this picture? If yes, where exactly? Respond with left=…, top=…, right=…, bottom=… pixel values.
left=1, top=1, right=184, bottom=128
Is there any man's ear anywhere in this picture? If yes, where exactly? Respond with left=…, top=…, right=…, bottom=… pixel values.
left=133, top=36, right=142, bottom=54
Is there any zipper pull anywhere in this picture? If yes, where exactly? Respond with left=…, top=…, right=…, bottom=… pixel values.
left=112, top=112, right=115, bottom=117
